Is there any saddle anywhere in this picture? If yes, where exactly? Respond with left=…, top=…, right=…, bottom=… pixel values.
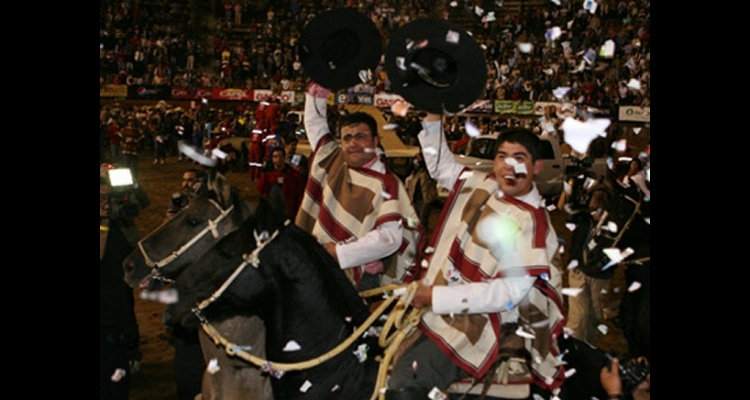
left=391, top=323, right=532, bottom=399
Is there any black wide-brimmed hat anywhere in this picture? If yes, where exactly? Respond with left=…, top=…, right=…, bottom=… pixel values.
left=299, top=8, right=382, bottom=91
left=385, top=18, right=487, bottom=114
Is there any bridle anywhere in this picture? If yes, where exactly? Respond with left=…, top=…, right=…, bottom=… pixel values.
left=191, top=220, right=289, bottom=319
left=137, top=198, right=236, bottom=272
left=189, top=220, right=424, bottom=400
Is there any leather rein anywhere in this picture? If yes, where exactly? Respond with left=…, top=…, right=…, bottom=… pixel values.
left=189, top=219, right=424, bottom=400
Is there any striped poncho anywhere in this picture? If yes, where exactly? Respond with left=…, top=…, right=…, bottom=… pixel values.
left=295, top=134, right=424, bottom=286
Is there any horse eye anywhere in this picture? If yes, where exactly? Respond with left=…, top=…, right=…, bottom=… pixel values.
left=187, top=219, right=200, bottom=226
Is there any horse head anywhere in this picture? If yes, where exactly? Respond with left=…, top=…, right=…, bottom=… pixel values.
left=166, top=198, right=378, bottom=399
left=123, top=169, right=254, bottom=289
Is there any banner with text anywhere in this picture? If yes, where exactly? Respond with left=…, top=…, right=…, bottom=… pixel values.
left=618, top=106, right=650, bottom=122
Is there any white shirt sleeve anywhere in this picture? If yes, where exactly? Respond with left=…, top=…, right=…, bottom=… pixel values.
left=431, top=276, right=536, bottom=315
left=418, top=119, right=467, bottom=190
left=335, top=221, right=403, bottom=269
left=304, top=93, right=331, bottom=150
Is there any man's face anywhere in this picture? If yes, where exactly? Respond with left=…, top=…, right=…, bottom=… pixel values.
left=181, top=172, right=198, bottom=194
left=493, top=141, right=543, bottom=198
left=271, top=150, right=286, bottom=170
left=341, top=122, right=378, bottom=168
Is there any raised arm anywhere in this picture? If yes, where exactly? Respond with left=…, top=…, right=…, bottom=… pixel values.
left=304, top=83, right=332, bottom=150
left=417, top=113, right=467, bottom=191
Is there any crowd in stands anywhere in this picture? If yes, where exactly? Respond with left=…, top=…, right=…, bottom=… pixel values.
left=101, top=0, right=650, bottom=112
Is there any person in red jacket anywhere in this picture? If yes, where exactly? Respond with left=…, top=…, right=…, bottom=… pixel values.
left=255, top=146, right=304, bottom=220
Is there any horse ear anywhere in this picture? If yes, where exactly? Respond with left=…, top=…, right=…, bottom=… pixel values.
left=206, top=169, right=233, bottom=207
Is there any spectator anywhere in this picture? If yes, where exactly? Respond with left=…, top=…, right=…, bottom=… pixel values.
left=256, top=146, right=305, bottom=220
left=284, top=136, right=309, bottom=184
left=600, top=357, right=651, bottom=400
left=100, top=175, right=141, bottom=400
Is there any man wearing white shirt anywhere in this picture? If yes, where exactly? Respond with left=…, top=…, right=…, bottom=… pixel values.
left=386, top=115, right=566, bottom=399
left=294, top=82, right=423, bottom=290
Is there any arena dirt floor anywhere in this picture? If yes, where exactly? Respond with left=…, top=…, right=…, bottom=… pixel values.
left=125, top=152, right=630, bottom=399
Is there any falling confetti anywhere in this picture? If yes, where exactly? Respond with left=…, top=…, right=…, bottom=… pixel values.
left=299, top=380, right=313, bottom=393
left=518, top=42, right=533, bottom=53
left=561, top=287, right=584, bottom=297
left=553, top=86, right=571, bottom=99
left=627, top=78, right=642, bottom=91
left=111, top=368, right=127, bottom=382
left=602, top=247, right=634, bottom=270
left=561, top=117, right=610, bottom=154
left=465, top=120, right=482, bottom=137
left=597, top=324, right=609, bottom=335
left=207, top=358, right=221, bottom=374
left=516, top=326, right=536, bottom=339
left=382, top=123, right=399, bottom=130
left=564, top=368, right=577, bottom=378
left=627, top=281, right=642, bottom=292
left=283, top=340, right=301, bottom=352
left=428, top=387, right=449, bottom=400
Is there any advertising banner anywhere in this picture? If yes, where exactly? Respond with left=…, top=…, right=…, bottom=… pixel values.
left=373, top=93, right=411, bottom=109
left=100, top=84, right=128, bottom=98
left=335, top=92, right=375, bottom=105
left=618, top=106, right=650, bottom=122
left=170, top=87, right=215, bottom=100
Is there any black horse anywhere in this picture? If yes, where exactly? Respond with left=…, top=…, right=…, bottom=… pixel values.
left=167, top=200, right=380, bottom=400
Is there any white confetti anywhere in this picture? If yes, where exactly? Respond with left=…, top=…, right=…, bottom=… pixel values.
left=381, top=191, right=392, bottom=199
left=207, top=358, right=221, bottom=374
left=212, top=148, right=228, bottom=159
left=425, top=246, right=435, bottom=254
left=111, top=368, right=127, bottom=382
left=605, top=221, right=618, bottom=233
left=382, top=123, right=399, bottom=130
left=561, top=287, right=583, bottom=297
left=429, top=387, right=449, bottom=400
left=602, top=247, right=634, bottom=270
left=564, top=368, right=577, bottom=378
left=626, top=78, right=641, bottom=91
left=600, top=39, right=615, bottom=58
left=565, top=223, right=577, bottom=231
left=515, top=326, right=536, bottom=339
left=546, top=204, right=557, bottom=212
left=561, top=117, right=610, bottom=154
left=545, top=26, right=562, bottom=41
left=552, top=86, right=571, bottom=99
left=627, top=281, right=642, bottom=292
left=299, top=380, right=313, bottom=393
left=393, top=287, right=408, bottom=297
left=518, top=42, right=533, bottom=53
left=421, top=259, right=430, bottom=268
left=633, top=127, right=642, bottom=134
left=465, top=120, right=482, bottom=137
left=458, top=170, right=474, bottom=180
left=331, top=384, right=341, bottom=392
left=597, top=324, right=609, bottom=335
left=644, top=217, right=650, bottom=225
left=563, top=327, right=575, bottom=338
left=283, top=340, right=301, bottom=352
